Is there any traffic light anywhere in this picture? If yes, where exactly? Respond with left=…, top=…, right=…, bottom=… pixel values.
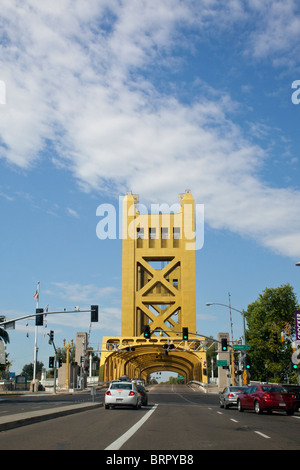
left=91, top=305, right=98, bottom=322
left=49, top=356, right=55, bottom=368
left=58, top=358, right=63, bottom=367
left=245, top=356, right=251, bottom=369
left=35, top=308, right=44, bottom=326
left=49, top=330, right=54, bottom=344
left=162, top=343, right=175, bottom=350
left=221, top=338, right=228, bottom=351
left=182, top=327, right=189, bottom=341
left=162, top=343, right=173, bottom=356
left=144, top=325, right=151, bottom=339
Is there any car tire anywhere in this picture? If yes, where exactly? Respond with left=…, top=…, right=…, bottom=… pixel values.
left=254, top=400, right=262, bottom=414
left=286, top=410, right=294, bottom=416
left=237, top=399, right=244, bottom=412
left=105, top=404, right=109, bottom=409
left=219, top=401, right=224, bottom=408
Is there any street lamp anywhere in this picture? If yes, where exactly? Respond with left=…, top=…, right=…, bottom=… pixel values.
left=296, top=262, right=300, bottom=266
left=206, top=302, right=246, bottom=345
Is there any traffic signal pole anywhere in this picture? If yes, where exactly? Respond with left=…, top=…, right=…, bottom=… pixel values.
left=33, top=281, right=40, bottom=386
left=0, top=305, right=98, bottom=392
left=48, top=331, right=57, bottom=394
left=0, top=308, right=94, bottom=328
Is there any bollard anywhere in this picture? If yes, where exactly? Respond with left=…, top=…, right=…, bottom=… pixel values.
left=91, top=386, right=96, bottom=402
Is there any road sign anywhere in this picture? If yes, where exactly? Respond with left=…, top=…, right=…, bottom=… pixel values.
left=217, top=360, right=228, bottom=367
left=232, top=344, right=250, bottom=350
left=295, top=310, right=300, bottom=342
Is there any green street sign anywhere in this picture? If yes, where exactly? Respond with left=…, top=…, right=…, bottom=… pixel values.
left=217, top=360, right=228, bottom=367
left=232, top=344, right=250, bottom=350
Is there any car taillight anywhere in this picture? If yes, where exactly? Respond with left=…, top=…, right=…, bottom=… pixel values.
left=227, top=393, right=234, bottom=398
left=129, top=391, right=135, bottom=396
left=291, top=394, right=295, bottom=399
left=263, top=393, right=271, bottom=399
left=106, top=391, right=111, bottom=395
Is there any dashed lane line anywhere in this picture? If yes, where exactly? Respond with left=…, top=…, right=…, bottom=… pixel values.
left=104, top=404, right=158, bottom=450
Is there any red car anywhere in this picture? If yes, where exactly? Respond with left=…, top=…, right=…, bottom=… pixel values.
left=237, top=384, right=296, bottom=415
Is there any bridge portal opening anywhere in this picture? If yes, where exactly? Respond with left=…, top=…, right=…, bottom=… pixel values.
left=149, top=371, right=184, bottom=384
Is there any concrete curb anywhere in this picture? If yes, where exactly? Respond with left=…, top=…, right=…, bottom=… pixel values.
left=0, top=401, right=103, bottom=432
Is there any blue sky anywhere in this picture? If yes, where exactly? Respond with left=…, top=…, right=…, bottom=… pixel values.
left=1, top=0, right=300, bottom=375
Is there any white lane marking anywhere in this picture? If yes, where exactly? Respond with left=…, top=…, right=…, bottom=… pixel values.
left=105, top=404, right=158, bottom=450
left=230, top=418, right=238, bottom=423
left=254, top=431, right=271, bottom=439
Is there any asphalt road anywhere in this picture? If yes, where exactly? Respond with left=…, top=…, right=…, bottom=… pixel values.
left=0, top=384, right=299, bottom=451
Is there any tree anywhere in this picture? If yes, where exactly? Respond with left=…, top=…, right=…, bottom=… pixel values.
left=55, top=346, right=75, bottom=364
left=245, top=284, right=298, bottom=383
left=22, top=361, right=44, bottom=380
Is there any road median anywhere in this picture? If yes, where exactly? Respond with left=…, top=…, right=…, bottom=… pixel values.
left=0, top=401, right=102, bottom=432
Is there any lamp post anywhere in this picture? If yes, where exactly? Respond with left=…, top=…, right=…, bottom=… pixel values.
left=206, top=301, right=247, bottom=386
left=63, top=339, right=73, bottom=389
left=206, top=302, right=246, bottom=345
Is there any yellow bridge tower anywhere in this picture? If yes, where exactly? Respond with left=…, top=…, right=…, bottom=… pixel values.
left=99, top=190, right=207, bottom=383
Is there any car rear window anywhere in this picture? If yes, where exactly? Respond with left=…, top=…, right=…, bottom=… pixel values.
left=261, top=386, right=286, bottom=392
left=110, top=383, right=132, bottom=390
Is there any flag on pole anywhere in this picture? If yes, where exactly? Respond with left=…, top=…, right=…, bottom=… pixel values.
left=33, top=290, right=39, bottom=300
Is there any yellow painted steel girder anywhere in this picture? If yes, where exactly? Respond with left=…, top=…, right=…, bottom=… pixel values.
left=99, top=335, right=207, bottom=383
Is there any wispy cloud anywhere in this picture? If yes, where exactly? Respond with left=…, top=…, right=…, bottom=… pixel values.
left=67, top=207, right=80, bottom=219
left=0, top=190, right=14, bottom=201
left=46, top=281, right=118, bottom=304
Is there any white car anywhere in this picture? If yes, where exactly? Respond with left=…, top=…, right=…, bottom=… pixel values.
left=105, top=381, right=142, bottom=409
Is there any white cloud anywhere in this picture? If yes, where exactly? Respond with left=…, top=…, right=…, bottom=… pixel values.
left=0, top=1, right=300, bottom=258
left=246, top=0, right=300, bottom=64
left=46, top=281, right=118, bottom=304
left=67, top=207, right=80, bottom=218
